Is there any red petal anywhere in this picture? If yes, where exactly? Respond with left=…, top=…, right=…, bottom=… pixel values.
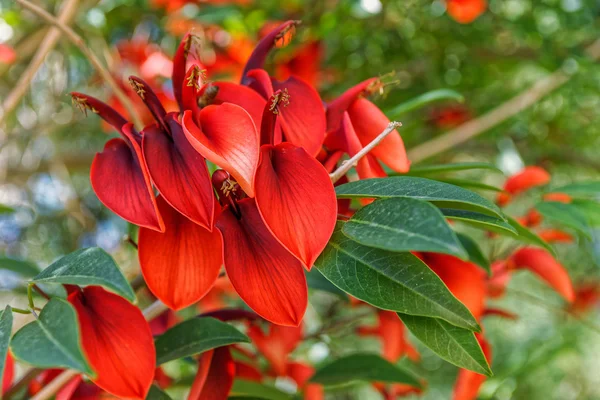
left=200, top=82, right=266, bottom=131
left=377, top=311, right=407, bottom=363
left=422, top=253, right=487, bottom=320
left=70, top=92, right=129, bottom=133
left=189, top=347, right=235, bottom=400
left=90, top=124, right=164, bottom=231
left=246, top=69, right=274, bottom=99
left=138, top=197, right=223, bottom=310
left=216, top=199, right=307, bottom=326
left=543, top=192, right=572, bottom=203
left=287, top=362, right=325, bottom=400
left=128, top=76, right=169, bottom=133
left=2, top=352, right=13, bottom=394
left=510, top=247, right=575, bottom=302
left=182, top=104, right=259, bottom=197
left=247, top=323, right=303, bottom=376
left=538, top=229, right=574, bottom=243
left=453, top=335, right=491, bottom=400
left=503, top=166, right=551, bottom=195
left=69, top=287, right=155, bottom=399
left=172, top=33, right=197, bottom=109
left=255, top=143, right=337, bottom=268
left=234, top=361, right=263, bottom=382
left=325, top=78, right=378, bottom=132
left=347, top=98, right=410, bottom=173
left=272, top=76, right=326, bottom=156
left=241, top=21, right=299, bottom=84
left=142, top=114, right=215, bottom=229
left=447, top=0, right=487, bottom=24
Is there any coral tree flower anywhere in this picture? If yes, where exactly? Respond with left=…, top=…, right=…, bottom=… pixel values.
left=2, top=352, right=13, bottom=394
left=496, top=166, right=551, bottom=206
left=446, top=0, right=487, bottom=24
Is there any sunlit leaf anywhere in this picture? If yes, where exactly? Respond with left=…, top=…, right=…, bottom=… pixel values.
left=386, top=89, right=464, bottom=119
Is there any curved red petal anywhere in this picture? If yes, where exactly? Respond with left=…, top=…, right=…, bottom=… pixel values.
left=543, top=192, right=572, bottom=203
left=2, top=352, right=13, bottom=394
left=172, top=33, right=194, bottom=109
left=511, top=247, right=575, bottom=302
left=538, top=229, right=574, bottom=243
left=90, top=126, right=164, bottom=231
left=217, top=198, right=307, bottom=326
left=69, top=287, right=155, bottom=400
left=256, top=143, right=336, bottom=268
left=128, top=76, right=169, bottom=133
left=142, top=115, right=215, bottom=229
left=70, top=92, right=129, bottom=133
left=234, top=361, right=263, bottom=382
left=201, top=82, right=267, bottom=131
left=246, top=69, right=274, bottom=99
left=325, top=78, right=378, bottom=132
left=447, top=0, right=487, bottom=24
left=247, top=323, right=303, bottom=376
left=182, top=104, right=259, bottom=197
left=272, top=76, right=326, bottom=156
left=378, top=311, right=406, bottom=363
left=347, top=98, right=410, bottom=173
left=189, top=347, right=235, bottom=400
left=453, top=335, right=491, bottom=400
left=138, top=197, right=223, bottom=310
left=241, top=21, right=299, bottom=84
left=503, top=166, right=551, bottom=195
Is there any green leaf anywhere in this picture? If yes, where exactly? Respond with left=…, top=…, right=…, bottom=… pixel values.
left=572, top=200, right=600, bottom=227
left=343, top=198, right=467, bottom=258
left=31, top=248, right=135, bottom=303
left=306, top=268, right=348, bottom=300
left=0, top=306, right=13, bottom=395
left=155, top=317, right=249, bottom=365
left=549, top=181, right=600, bottom=198
left=10, top=298, right=93, bottom=375
left=0, top=257, right=40, bottom=277
left=335, top=177, right=504, bottom=219
left=386, top=89, right=464, bottom=119
left=536, top=202, right=591, bottom=238
left=314, top=223, right=479, bottom=331
left=309, top=353, right=421, bottom=387
left=0, top=204, right=14, bottom=214
left=436, top=178, right=502, bottom=192
left=146, top=385, right=172, bottom=400
left=404, top=162, right=502, bottom=176
left=230, top=380, right=292, bottom=400
left=456, top=233, right=491, bottom=275
left=441, top=209, right=517, bottom=235
left=505, top=216, right=555, bottom=255
left=398, top=314, right=492, bottom=376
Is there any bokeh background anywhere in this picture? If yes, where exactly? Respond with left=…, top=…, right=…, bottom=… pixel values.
left=1, top=0, right=600, bottom=399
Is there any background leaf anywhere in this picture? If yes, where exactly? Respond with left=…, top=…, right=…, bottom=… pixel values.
left=146, top=385, right=173, bottom=400
left=0, top=257, right=39, bottom=277
left=386, top=89, right=464, bottom=119
left=404, top=162, right=502, bottom=176
left=536, top=202, right=591, bottom=237
left=548, top=181, right=600, bottom=198
left=456, top=233, right=491, bottom=274
left=10, top=298, right=93, bottom=375
left=305, top=268, right=348, bottom=300
left=315, top=223, right=479, bottom=331
left=230, top=380, right=292, bottom=400
left=155, top=317, right=249, bottom=365
left=31, top=248, right=135, bottom=303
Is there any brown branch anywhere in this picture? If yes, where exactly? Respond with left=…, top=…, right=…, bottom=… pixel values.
left=407, top=38, right=600, bottom=163
left=12, top=0, right=144, bottom=130
left=0, top=0, right=79, bottom=126
left=329, top=121, right=402, bottom=183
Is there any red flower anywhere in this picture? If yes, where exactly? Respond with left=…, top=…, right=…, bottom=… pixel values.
left=453, top=334, right=491, bottom=400
left=358, top=310, right=419, bottom=363
left=2, top=352, right=13, bottom=394
left=446, top=0, right=487, bottom=24
left=68, top=286, right=156, bottom=399
left=496, top=166, right=551, bottom=206
left=543, top=192, right=572, bottom=203
left=247, top=322, right=303, bottom=376
left=287, top=362, right=325, bottom=400
left=189, top=347, right=236, bottom=400
left=538, top=229, right=574, bottom=243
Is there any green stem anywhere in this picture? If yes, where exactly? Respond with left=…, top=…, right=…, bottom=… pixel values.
left=10, top=307, right=32, bottom=314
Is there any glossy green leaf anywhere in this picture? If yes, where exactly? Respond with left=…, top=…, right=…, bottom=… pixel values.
left=335, top=177, right=504, bottom=219
left=441, top=209, right=517, bottom=235
left=314, top=223, right=479, bottom=331
left=0, top=306, right=13, bottom=395
left=230, top=380, right=292, bottom=400
left=32, top=248, right=135, bottom=303
left=436, top=178, right=502, bottom=192
left=404, top=162, right=502, bottom=176
left=10, top=298, right=93, bottom=375
left=309, top=353, right=421, bottom=387
left=0, top=257, right=39, bottom=277
left=549, top=181, right=600, bottom=198
left=306, top=268, right=347, bottom=300
left=146, top=385, right=172, bottom=400
left=155, top=317, right=249, bottom=365
left=456, top=233, right=491, bottom=275
left=536, top=202, right=591, bottom=237
left=386, top=89, right=464, bottom=119
left=398, top=314, right=492, bottom=376
left=343, top=198, right=467, bottom=258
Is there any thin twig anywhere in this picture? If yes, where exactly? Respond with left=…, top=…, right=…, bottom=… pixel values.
left=0, top=0, right=79, bottom=126
left=29, top=299, right=168, bottom=400
left=329, top=121, right=402, bottom=183
left=4, top=368, right=44, bottom=400
left=303, top=309, right=374, bottom=340
left=407, top=38, right=600, bottom=163
left=13, top=0, right=144, bottom=130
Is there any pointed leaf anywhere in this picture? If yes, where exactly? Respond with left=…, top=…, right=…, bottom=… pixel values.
left=386, top=89, right=464, bottom=119
left=146, top=385, right=172, bottom=400
left=456, top=233, right=491, bottom=275
left=31, top=247, right=135, bottom=303
left=230, top=380, right=292, bottom=400
left=398, top=314, right=491, bottom=376
left=343, top=198, right=467, bottom=258
left=441, top=209, right=517, bottom=235
left=309, top=353, right=421, bottom=387
left=0, top=306, right=12, bottom=394
left=10, top=298, right=93, bottom=375
left=155, top=317, right=249, bottom=365
left=549, top=181, right=600, bottom=198
left=0, top=257, right=39, bottom=277
left=335, top=177, right=504, bottom=219
left=536, top=201, right=592, bottom=237
left=506, top=216, right=555, bottom=255
left=314, top=223, right=479, bottom=331
left=403, top=162, right=502, bottom=176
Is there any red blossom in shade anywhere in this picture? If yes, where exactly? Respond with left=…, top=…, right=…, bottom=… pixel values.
left=429, top=105, right=472, bottom=129
left=453, top=334, right=491, bottom=400
left=446, top=0, right=487, bottom=24
left=234, top=360, right=263, bottom=382
left=487, top=261, right=511, bottom=299
left=2, top=352, right=13, bottom=394
left=509, top=247, right=575, bottom=302
left=538, top=229, right=574, bottom=244
left=358, top=310, right=419, bottom=363
left=287, top=362, right=325, bottom=400
left=569, top=282, right=600, bottom=315
left=68, top=286, right=156, bottom=399
left=543, top=192, right=572, bottom=203
left=189, top=347, right=236, bottom=400
left=247, top=322, right=303, bottom=376
left=0, top=44, right=16, bottom=65
left=496, top=166, right=551, bottom=206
